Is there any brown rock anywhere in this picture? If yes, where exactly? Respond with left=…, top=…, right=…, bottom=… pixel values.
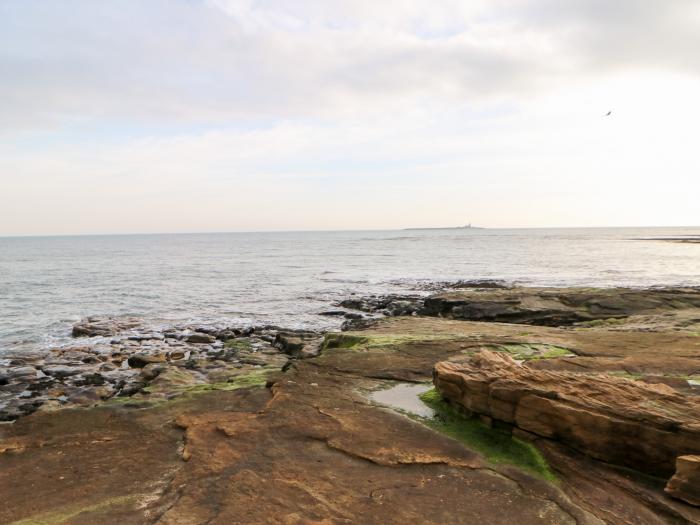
left=665, top=455, right=700, bottom=506
left=434, top=350, right=700, bottom=477
left=127, top=353, right=167, bottom=368
left=72, top=316, right=143, bottom=337
left=185, top=333, right=216, bottom=344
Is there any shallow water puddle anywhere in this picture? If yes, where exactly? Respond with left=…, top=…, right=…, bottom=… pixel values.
left=370, top=382, right=435, bottom=418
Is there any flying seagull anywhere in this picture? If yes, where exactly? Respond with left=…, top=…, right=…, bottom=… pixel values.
left=604, top=110, right=612, bottom=116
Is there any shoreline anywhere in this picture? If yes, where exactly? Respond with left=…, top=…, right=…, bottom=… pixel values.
left=2, top=283, right=700, bottom=522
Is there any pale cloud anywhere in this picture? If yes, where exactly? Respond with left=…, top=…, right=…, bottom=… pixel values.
left=0, top=1, right=699, bottom=234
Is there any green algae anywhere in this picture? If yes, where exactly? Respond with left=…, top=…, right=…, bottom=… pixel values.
left=417, top=389, right=557, bottom=483
left=322, top=332, right=457, bottom=352
left=322, top=333, right=368, bottom=350
left=11, top=494, right=139, bottom=525
left=103, top=368, right=272, bottom=409
left=183, top=368, right=271, bottom=393
left=577, top=317, right=627, bottom=328
left=224, top=338, right=253, bottom=351
left=490, top=343, right=574, bottom=361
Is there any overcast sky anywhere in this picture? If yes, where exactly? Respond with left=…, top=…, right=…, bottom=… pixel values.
left=1, top=0, right=699, bottom=235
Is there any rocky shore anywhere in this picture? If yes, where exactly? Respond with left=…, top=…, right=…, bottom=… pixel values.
left=2, top=284, right=700, bottom=524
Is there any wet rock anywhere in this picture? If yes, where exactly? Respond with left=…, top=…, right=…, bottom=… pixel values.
left=167, top=350, right=187, bottom=361
left=382, top=299, right=418, bottom=316
left=4, top=367, right=38, bottom=380
left=74, top=373, right=106, bottom=386
left=127, top=353, right=167, bottom=368
left=72, top=316, right=143, bottom=337
left=117, top=381, right=146, bottom=397
left=319, top=310, right=348, bottom=317
left=185, top=333, right=216, bottom=344
left=665, top=455, right=700, bottom=506
left=434, top=350, right=700, bottom=477
left=420, top=287, right=700, bottom=327
left=141, top=364, right=167, bottom=381
left=274, top=331, right=322, bottom=359
left=42, top=365, right=81, bottom=379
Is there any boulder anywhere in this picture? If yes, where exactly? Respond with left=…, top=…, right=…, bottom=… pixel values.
left=72, top=316, right=143, bottom=337
left=665, top=455, right=700, bottom=506
left=274, top=332, right=322, bottom=359
left=185, top=333, right=216, bottom=344
left=41, top=365, right=80, bottom=379
left=127, top=353, right=167, bottom=368
left=433, top=350, right=700, bottom=477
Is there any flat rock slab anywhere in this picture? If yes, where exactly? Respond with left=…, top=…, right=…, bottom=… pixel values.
left=3, top=291, right=700, bottom=524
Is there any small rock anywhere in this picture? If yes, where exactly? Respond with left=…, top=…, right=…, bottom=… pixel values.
left=42, top=365, right=81, bottom=379
left=75, top=373, right=106, bottom=386
left=185, top=333, right=216, bottom=344
left=127, top=353, right=167, bottom=368
left=665, top=455, right=700, bottom=506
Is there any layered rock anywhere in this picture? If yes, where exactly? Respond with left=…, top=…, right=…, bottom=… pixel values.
left=433, top=350, right=700, bottom=477
left=665, top=455, right=700, bottom=506
left=421, top=287, right=700, bottom=326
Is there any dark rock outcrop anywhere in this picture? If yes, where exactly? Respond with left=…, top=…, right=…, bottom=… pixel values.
left=421, top=287, right=700, bottom=326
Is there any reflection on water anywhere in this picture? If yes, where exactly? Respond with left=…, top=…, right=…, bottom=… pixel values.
left=371, top=382, right=435, bottom=418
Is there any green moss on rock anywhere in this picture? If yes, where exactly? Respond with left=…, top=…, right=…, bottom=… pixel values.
left=418, top=389, right=557, bottom=482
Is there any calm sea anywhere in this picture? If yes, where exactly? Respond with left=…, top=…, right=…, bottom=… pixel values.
left=1, top=227, right=699, bottom=356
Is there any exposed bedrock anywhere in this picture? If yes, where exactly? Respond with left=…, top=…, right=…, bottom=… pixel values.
left=421, top=287, right=700, bottom=326
left=665, top=455, right=700, bottom=506
left=433, top=350, right=700, bottom=480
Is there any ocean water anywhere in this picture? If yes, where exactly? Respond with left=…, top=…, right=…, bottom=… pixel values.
left=1, top=227, right=699, bottom=356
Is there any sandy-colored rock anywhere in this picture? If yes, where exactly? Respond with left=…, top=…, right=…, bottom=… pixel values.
left=72, top=316, right=143, bottom=337
left=434, top=350, right=700, bottom=477
left=666, top=455, right=700, bottom=506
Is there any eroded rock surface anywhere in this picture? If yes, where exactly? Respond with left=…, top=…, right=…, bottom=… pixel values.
left=434, top=350, right=700, bottom=476
left=2, top=287, right=700, bottom=523
left=666, top=456, right=700, bottom=506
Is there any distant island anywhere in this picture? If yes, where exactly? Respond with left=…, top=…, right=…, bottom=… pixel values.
left=405, top=223, right=484, bottom=231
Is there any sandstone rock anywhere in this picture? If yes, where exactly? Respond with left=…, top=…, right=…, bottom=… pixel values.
left=141, top=364, right=166, bottom=381
left=185, top=333, right=216, bottom=344
left=274, top=332, right=322, bottom=359
left=665, top=455, right=700, bottom=506
left=127, top=353, right=167, bottom=368
left=72, top=316, right=143, bottom=337
left=434, top=350, right=700, bottom=477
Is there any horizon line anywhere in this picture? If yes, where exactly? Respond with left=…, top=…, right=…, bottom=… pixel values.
left=1, top=225, right=699, bottom=239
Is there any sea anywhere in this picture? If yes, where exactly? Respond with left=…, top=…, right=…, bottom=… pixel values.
left=1, top=227, right=699, bottom=357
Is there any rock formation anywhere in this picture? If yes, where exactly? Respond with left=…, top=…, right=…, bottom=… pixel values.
left=433, top=350, right=700, bottom=477
left=666, top=455, right=700, bottom=506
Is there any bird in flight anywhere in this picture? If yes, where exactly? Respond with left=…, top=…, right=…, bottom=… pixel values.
left=604, top=110, right=612, bottom=116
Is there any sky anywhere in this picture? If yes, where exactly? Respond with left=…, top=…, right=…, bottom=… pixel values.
left=1, top=0, right=700, bottom=235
